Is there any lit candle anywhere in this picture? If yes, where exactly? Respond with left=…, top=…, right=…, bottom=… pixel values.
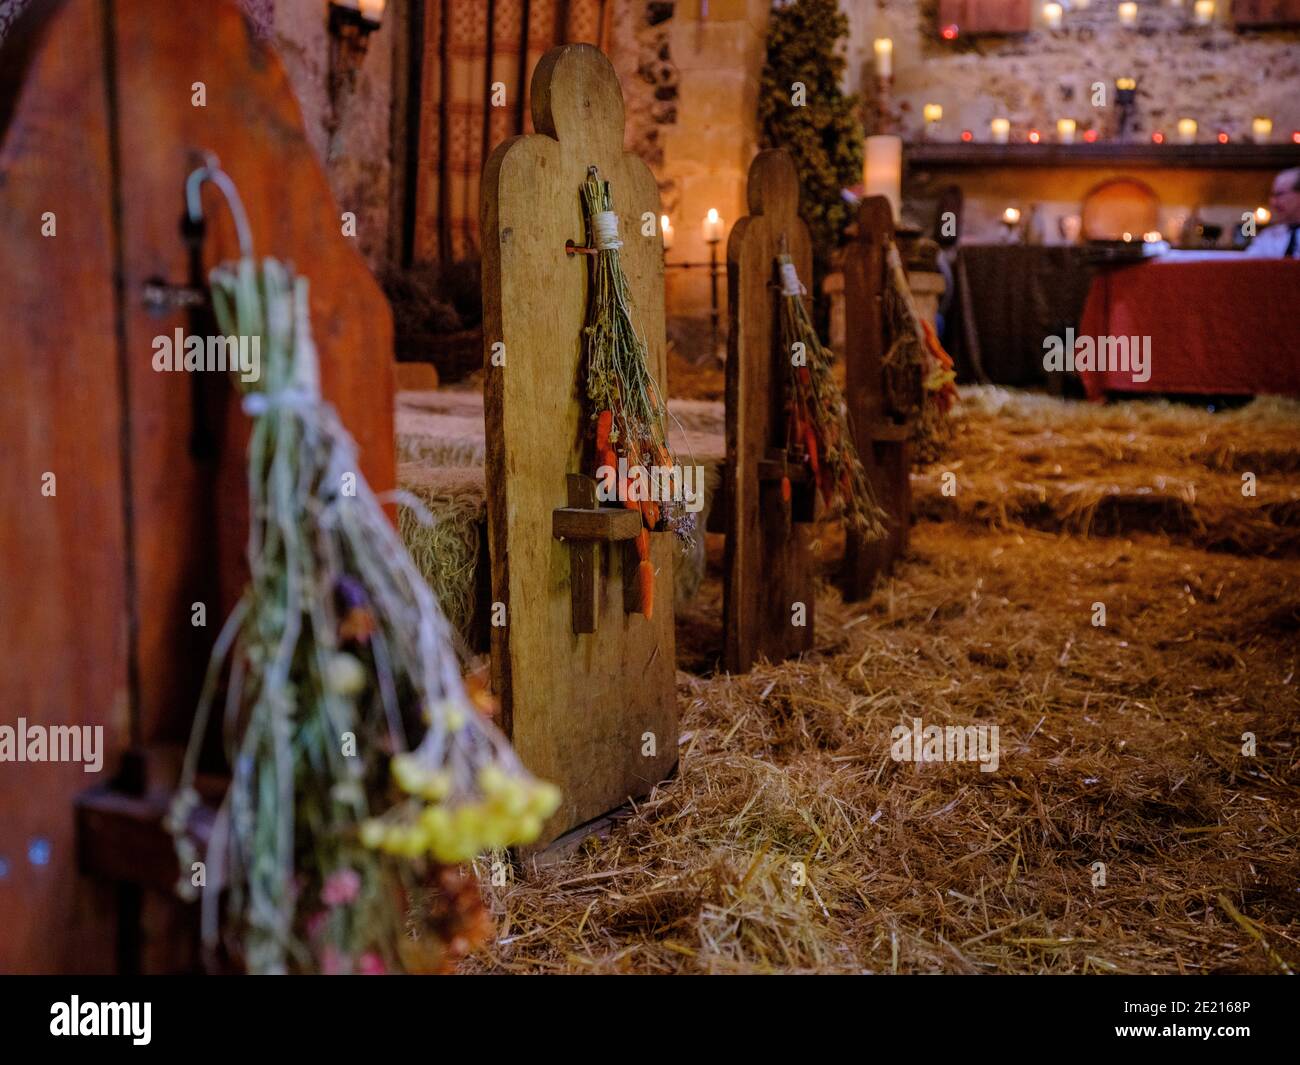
left=358, top=0, right=386, bottom=22
left=1254, top=206, right=1272, bottom=226
left=1057, top=118, right=1077, bottom=144
left=873, top=38, right=893, bottom=80
left=702, top=208, right=723, bottom=244
left=1252, top=116, right=1273, bottom=143
left=1116, top=77, right=1136, bottom=92
left=1002, top=207, right=1022, bottom=225
left=1118, top=1, right=1137, bottom=27
left=991, top=118, right=1011, bottom=144
left=1177, top=117, right=1197, bottom=144
left=1043, top=2, right=1063, bottom=28
left=660, top=215, right=673, bottom=251
left=923, top=102, right=943, bottom=125
left=1193, top=0, right=1214, bottom=24
left=864, top=134, right=903, bottom=221
left=1143, top=231, right=1162, bottom=243
left=1028, top=129, right=1041, bottom=144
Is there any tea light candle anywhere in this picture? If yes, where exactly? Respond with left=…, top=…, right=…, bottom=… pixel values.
left=1252, top=116, right=1273, bottom=143
left=991, top=118, right=1011, bottom=144
left=702, top=208, right=723, bottom=244
left=1002, top=207, right=1022, bottom=225
left=1193, top=0, right=1214, bottom=24
left=873, top=38, right=893, bottom=79
left=1043, top=2, right=1063, bottom=28
left=1177, top=118, right=1197, bottom=144
left=660, top=215, right=673, bottom=251
left=1254, top=206, right=1271, bottom=226
left=1118, top=1, right=1137, bottom=27
left=1057, top=118, right=1077, bottom=144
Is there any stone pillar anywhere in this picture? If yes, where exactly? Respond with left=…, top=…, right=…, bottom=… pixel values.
left=660, top=0, right=770, bottom=362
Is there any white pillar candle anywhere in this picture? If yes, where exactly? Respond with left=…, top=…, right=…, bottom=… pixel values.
left=1251, top=116, right=1273, bottom=143
left=864, top=134, right=903, bottom=222
left=702, top=208, right=723, bottom=244
left=660, top=215, right=673, bottom=251
left=1177, top=118, right=1197, bottom=144
left=1043, top=2, right=1063, bottom=29
left=873, top=38, right=893, bottom=80
left=1118, top=2, right=1137, bottom=27
left=1057, top=118, right=1077, bottom=144
left=990, top=118, right=1011, bottom=144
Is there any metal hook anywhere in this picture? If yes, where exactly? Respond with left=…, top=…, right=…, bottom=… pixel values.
left=185, top=151, right=254, bottom=259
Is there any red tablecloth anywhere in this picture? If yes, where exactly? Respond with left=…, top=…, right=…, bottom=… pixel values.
left=1077, top=259, right=1300, bottom=400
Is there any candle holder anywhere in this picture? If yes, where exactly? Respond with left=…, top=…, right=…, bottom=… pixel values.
left=666, top=215, right=725, bottom=357
left=1114, top=78, right=1137, bottom=142
left=328, top=1, right=386, bottom=133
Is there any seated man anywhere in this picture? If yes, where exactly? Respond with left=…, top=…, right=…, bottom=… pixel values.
left=1247, top=167, right=1300, bottom=259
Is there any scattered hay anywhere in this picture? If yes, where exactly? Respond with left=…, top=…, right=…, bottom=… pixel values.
left=915, top=386, right=1300, bottom=555
left=461, top=389, right=1300, bottom=975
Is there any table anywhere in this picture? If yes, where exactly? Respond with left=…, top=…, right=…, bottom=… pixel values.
left=1077, top=259, right=1300, bottom=399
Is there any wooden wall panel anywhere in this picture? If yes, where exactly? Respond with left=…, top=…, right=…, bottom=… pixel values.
left=109, top=0, right=396, bottom=746
left=0, top=0, right=126, bottom=975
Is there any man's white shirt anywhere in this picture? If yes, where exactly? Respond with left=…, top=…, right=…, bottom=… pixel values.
left=1245, top=223, right=1300, bottom=258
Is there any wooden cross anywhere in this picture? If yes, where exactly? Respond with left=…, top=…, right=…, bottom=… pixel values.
left=551, top=473, right=641, bottom=633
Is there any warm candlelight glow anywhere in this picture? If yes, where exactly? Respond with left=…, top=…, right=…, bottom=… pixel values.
left=873, top=38, right=893, bottom=79
left=702, top=208, right=723, bottom=244
left=1116, top=77, right=1136, bottom=92
left=1118, top=1, right=1138, bottom=26
left=1043, top=2, right=1063, bottom=28
left=1254, top=206, right=1272, bottom=225
left=1193, top=0, right=1214, bottom=24
left=1057, top=118, right=1077, bottom=144
left=923, top=103, right=944, bottom=124
left=1002, top=207, right=1022, bottom=225
left=1152, top=130, right=1165, bottom=144
left=991, top=118, right=1011, bottom=144
left=358, top=0, right=386, bottom=22
left=660, top=215, right=673, bottom=251
left=1252, top=116, right=1274, bottom=143
left=1143, top=231, right=1162, bottom=243
left=1177, top=118, right=1198, bottom=144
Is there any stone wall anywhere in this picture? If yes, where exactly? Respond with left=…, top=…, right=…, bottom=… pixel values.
left=844, top=0, right=1300, bottom=145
